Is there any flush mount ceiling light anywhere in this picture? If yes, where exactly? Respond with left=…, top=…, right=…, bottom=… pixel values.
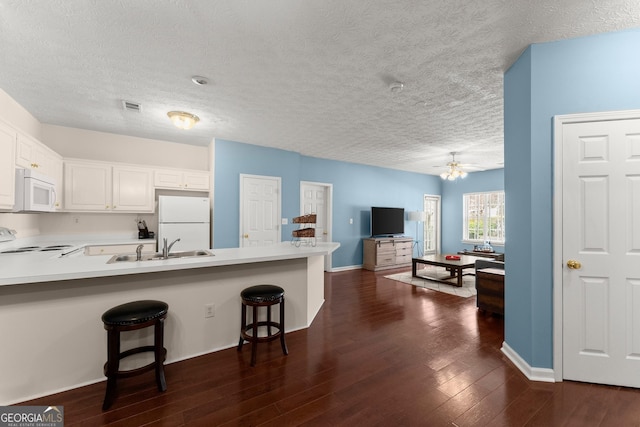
left=167, top=111, right=200, bottom=130
left=440, top=152, right=468, bottom=181
left=191, top=75, right=209, bottom=86
left=389, top=81, right=404, bottom=93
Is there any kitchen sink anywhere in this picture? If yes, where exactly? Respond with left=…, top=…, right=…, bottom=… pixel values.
left=107, top=250, right=214, bottom=264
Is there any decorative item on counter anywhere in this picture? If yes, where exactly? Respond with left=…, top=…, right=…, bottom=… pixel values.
left=445, top=254, right=461, bottom=260
left=137, top=220, right=155, bottom=239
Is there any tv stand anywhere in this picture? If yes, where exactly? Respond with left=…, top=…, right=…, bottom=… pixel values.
left=363, top=237, right=413, bottom=271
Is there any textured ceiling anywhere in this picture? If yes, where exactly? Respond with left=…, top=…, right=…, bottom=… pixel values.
left=1, top=1, right=639, bottom=175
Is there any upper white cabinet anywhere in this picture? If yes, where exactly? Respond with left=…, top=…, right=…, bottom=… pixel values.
left=51, top=153, right=64, bottom=210
left=16, top=132, right=62, bottom=179
left=15, top=132, right=64, bottom=209
left=0, top=122, right=17, bottom=210
left=64, top=160, right=111, bottom=211
left=112, top=165, right=154, bottom=211
left=64, top=160, right=154, bottom=212
left=154, top=168, right=210, bottom=191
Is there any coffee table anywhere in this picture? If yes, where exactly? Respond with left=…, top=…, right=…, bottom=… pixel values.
left=412, top=254, right=483, bottom=287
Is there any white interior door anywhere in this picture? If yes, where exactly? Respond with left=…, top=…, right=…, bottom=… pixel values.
left=301, top=181, right=332, bottom=271
left=561, top=116, right=640, bottom=387
left=240, top=174, right=281, bottom=247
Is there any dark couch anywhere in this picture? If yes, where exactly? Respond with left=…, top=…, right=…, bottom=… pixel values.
left=475, top=259, right=504, bottom=272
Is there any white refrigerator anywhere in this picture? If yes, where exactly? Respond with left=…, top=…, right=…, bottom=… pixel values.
left=157, top=196, right=210, bottom=252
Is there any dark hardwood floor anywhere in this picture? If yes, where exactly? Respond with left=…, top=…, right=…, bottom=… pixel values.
left=21, top=268, right=640, bottom=426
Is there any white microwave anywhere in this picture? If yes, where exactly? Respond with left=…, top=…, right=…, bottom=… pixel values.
left=13, top=169, right=57, bottom=212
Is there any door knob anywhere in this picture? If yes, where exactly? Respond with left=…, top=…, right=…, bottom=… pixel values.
left=243, top=234, right=249, bottom=238
left=567, top=260, right=582, bottom=269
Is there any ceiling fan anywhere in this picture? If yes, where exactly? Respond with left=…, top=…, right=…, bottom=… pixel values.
left=438, top=152, right=478, bottom=181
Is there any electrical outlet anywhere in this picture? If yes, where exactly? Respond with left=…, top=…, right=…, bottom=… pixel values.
left=204, top=303, right=215, bottom=318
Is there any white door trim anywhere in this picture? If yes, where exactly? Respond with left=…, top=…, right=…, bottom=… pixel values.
left=423, top=194, right=441, bottom=255
left=300, top=181, right=333, bottom=271
left=239, top=173, right=282, bottom=247
left=553, top=108, right=640, bottom=382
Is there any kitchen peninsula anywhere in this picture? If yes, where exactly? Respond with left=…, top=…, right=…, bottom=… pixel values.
left=0, top=241, right=339, bottom=405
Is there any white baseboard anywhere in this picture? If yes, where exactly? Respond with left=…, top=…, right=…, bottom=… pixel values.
left=329, top=264, right=362, bottom=272
left=501, top=341, right=556, bottom=383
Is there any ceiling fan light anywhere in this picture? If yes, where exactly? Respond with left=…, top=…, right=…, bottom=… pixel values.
left=438, top=152, right=469, bottom=181
left=167, top=111, right=200, bottom=130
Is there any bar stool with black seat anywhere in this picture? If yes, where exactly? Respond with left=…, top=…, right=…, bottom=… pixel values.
left=237, top=284, right=288, bottom=366
left=101, top=300, right=169, bottom=410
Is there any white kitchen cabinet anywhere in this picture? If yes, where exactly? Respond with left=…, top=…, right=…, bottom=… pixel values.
left=0, top=122, right=17, bottom=209
left=51, top=154, right=64, bottom=210
left=112, top=165, right=154, bottom=211
left=15, top=132, right=63, bottom=209
left=15, top=133, right=61, bottom=178
left=64, top=160, right=153, bottom=212
left=15, top=133, right=38, bottom=169
left=64, top=161, right=111, bottom=211
left=154, top=168, right=210, bottom=191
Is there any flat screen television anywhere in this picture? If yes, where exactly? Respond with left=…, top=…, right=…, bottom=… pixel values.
left=371, top=207, right=405, bottom=237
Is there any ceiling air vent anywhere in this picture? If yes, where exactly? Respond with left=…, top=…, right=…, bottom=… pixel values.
left=122, top=100, right=141, bottom=112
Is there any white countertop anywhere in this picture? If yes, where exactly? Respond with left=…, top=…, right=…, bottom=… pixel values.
left=0, top=238, right=340, bottom=287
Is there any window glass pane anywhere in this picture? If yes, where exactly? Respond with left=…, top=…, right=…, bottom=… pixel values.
left=462, top=191, right=505, bottom=244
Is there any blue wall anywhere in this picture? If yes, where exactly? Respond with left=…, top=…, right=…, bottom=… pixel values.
left=299, top=156, right=442, bottom=268
left=441, top=168, right=504, bottom=254
left=504, top=46, right=535, bottom=368
left=212, top=140, right=301, bottom=249
left=504, top=28, right=640, bottom=369
left=214, top=139, right=442, bottom=268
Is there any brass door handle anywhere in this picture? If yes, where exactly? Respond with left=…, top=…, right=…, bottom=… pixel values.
left=243, top=234, right=249, bottom=238
left=567, top=260, right=582, bottom=269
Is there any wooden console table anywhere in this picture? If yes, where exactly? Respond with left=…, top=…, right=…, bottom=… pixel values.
left=457, top=250, right=504, bottom=262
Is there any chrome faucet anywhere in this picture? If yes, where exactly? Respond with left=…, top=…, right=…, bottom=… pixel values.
left=162, top=238, right=181, bottom=259
left=135, top=244, right=144, bottom=261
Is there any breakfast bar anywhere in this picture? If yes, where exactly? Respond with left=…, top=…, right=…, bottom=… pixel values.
left=0, top=241, right=339, bottom=405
